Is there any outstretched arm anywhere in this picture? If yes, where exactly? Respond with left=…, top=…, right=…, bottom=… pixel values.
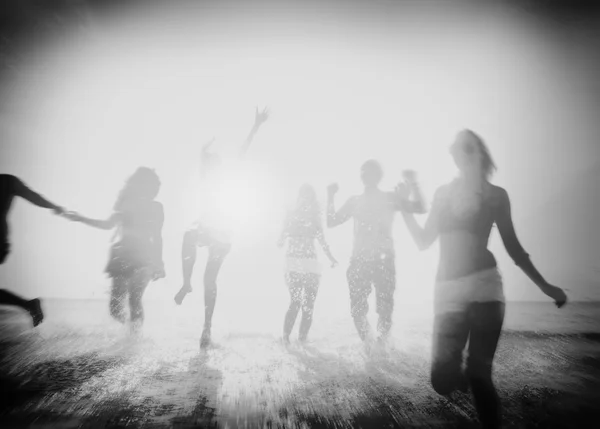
left=400, top=184, right=443, bottom=251
left=64, top=211, right=120, bottom=230
left=239, top=106, right=269, bottom=157
left=12, top=176, right=64, bottom=214
left=495, top=188, right=567, bottom=307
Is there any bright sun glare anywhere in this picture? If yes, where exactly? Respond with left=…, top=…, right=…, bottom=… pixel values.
left=201, top=160, right=284, bottom=244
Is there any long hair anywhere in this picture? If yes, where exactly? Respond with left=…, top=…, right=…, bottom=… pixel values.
left=456, top=129, right=497, bottom=180
left=113, top=167, right=161, bottom=212
left=294, top=183, right=321, bottom=222
left=450, top=130, right=497, bottom=218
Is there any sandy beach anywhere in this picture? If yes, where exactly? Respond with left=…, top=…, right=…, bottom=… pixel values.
left=1, top=300, right=599, bottom=428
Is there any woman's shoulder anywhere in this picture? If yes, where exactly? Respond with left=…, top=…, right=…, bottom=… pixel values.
left=487, top=184, right=509, bottom=204
left=150, top=200, right=164, bottom=209
left=150, top=200, right=164, bottom=216
left=128, top=200, right=163, bottom=217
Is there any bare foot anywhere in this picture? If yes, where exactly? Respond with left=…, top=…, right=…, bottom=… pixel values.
left=174, top=284, right=192, bottom=305
left=200, top=326, right=211, bottom=349
left=28, top=299, right=44, bottom=327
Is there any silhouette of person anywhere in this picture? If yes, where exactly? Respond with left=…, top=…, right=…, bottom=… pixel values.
left=0, top=174, right=66, bottom=327
left=65, top=167, right=165, bottom=333
left=326, top=160, right=426, bottom=344
left=278, top=184, right=338, bottom=344
left=174, top=107, right=269, bottom=349
left=397, top=129, right=567, bottom=429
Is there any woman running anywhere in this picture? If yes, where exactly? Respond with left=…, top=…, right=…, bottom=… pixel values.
left=65, top=167, right=165, bottom=333
left=278, top=184, right=338, bottom=344
left=397, top=130, right=567, bottom=429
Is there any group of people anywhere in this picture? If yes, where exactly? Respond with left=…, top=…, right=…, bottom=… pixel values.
left=1, top=108, right=568, bottom=429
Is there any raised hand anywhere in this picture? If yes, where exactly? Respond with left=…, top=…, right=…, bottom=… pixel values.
left=402, top=169, right=418, bottom=184
left=394, top=182, right=410, bottom=200
left=327, top=183, right=339, bottom=198
left=254, top=106, right=270, bottom=126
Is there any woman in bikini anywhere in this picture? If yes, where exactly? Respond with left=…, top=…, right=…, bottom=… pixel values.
left=398, top=130, right=567, bottom=429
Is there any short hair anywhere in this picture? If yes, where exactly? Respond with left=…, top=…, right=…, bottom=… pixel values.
left=361, top=159, right=383, bottom=184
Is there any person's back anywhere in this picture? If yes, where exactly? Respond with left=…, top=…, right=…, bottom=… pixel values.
left=285, top=210, right=322, bottom=258
left=64, top=167, right=165, bottom=331
left=326, top=159, right=425, bottom=343
left=109, top=196, right=164, bottom=275
left=351, top=189, right=397, bottom=260
left=118, top=199, right=162, bottom=243
left=279, top=184, right=337, bottom=343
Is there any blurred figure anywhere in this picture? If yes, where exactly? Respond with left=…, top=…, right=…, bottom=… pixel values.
left=278, top=184, right=338, bottom=344
left=65, top=167, right=165, bottom=334
left=398, top=129, right=567, bottom=429
left=0, top=174, right=66, bottom=327
left=326, top=160, right=425, bottom=345
left=174, top=107, right=269, bottom=349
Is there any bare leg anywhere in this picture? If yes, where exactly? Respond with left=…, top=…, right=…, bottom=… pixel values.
left=347, top=259, right=373, bottom=341
left=200, top=243, right=230, bottom=348
left=298, top=274, right=320, bottom=342
left=283, top=272, right=303, bottom=342
left=466, top=302, right=505, bottom=429
left=374, top=254, right=396, bottom=341
left=109, top=276, right=128, bottom=324
left=0, top=290, right=43, bottom=327
left=430, top=310, right=470, bottom=395
left=128, top=269, right=151, bottom=333
left=175, top=229, right=199, bottom=305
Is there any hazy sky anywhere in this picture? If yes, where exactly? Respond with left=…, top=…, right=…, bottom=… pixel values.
left=1, top=0, right=599, bottom=303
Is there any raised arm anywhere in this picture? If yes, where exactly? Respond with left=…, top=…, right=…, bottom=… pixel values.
left=199, top=137, right=218, bottom=178
left=326, top=183, right=355, bottom=228
left=396, top=170, right=428, bottom=214
left=495, top=187, right=566, bottom=307
left=400, top=184, right=444, bottom=251
left=238, top=106, right=269, bottom=157
left=12, top=176, right=64, bottom=214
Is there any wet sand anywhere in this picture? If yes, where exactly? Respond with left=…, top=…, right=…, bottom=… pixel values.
left=1, top=302, right=600, bottom=428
